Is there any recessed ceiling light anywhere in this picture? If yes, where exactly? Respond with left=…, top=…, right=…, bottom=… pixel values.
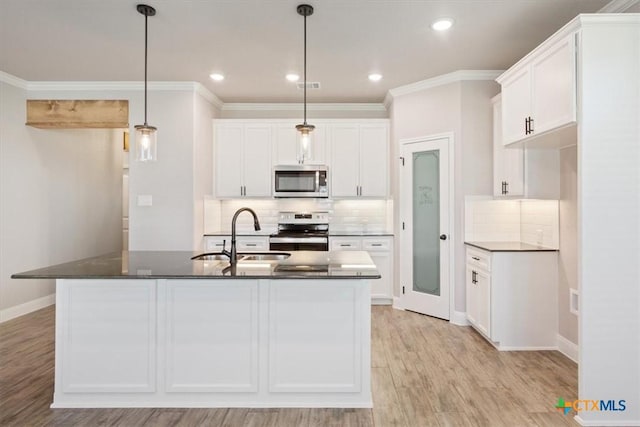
left=368, top=73, right=382, bottom=82
left=286, top=73, right=300, bottom=82
left=209, top=73, right=225, bottom=81
left=431, top=18, right=453, bottom=31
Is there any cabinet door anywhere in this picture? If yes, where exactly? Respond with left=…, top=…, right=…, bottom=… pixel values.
left=215, top=125, right=244, bottom=198
left=369, top=252, right=392, bottom=302
left=466, top=266, right=478, bottom=327
left=531, top=34, right=576, bottom=135
left=493, top=97, right=524, bottom=196
left=309, top=124, right=327, bottom=165
left=501, top=67, right=531, bottom=145
left=474, top=269, right=491, bottom=338
left=243, top=125, right=273, bottom=197
left=330, top=125, right=360, bottom=197
left=274, top=125, right=298, bottom=165
left=359, top=125, right=388, bottom=197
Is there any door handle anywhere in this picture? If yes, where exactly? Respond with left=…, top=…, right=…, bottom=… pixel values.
left=439, top=234, right=447, bottom=240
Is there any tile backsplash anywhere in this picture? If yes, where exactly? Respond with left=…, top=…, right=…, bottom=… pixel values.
left=204, top=198, right=393, bottom=234
left=465, top=198, right=559, bottom=248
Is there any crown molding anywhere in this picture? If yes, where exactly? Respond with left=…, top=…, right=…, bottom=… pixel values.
left=0, top=71, right=28, bottom=89
left=193, top=83, right=224, bottom=109
left=598, top=0, right=639, bottom=12
left=6, top=79, right=224, bottom=108
left=221, top=103, right=387, bottom=112
left=387, top=70, right=503, bottom=99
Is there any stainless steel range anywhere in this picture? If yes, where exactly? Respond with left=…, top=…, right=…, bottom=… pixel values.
left=269, top=211, right=329, bottom=251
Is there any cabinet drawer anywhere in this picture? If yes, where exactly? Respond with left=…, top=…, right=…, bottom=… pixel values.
left=362, top=238, right=391, bottom=252
left=466, top=248, right=491, bottom=272
left=330, top=238, right=362, bottom=250
left=237, top=238, right=269, bottom=251
left=205, top=236, right=229, bottom=251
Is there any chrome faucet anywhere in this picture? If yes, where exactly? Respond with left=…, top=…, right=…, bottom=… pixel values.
left=222, top=207, right=261, bottom=264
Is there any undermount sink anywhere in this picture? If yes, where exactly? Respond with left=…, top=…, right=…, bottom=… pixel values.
left=191, top=253, right=230, bottom=261
left=191, top=252, right=291, bottom=262
left=239, top=253, right=291, bottom=261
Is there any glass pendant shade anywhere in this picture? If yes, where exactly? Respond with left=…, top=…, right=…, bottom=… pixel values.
left=296, top=123, right=314, bottom=163
left=134, top=124, right=157, bottom=162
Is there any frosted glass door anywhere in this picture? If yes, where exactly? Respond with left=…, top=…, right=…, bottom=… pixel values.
left=412, top=150, right=440, bottom=296
left=400, top=136, right=450, bottom=320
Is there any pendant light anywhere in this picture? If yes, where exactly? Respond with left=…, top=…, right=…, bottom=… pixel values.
left=134, top=4, right=157, bottom=162
left=296, top=4, right=314, bottom=164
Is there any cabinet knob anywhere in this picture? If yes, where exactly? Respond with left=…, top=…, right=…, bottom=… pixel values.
left=439, top=234, right=447, bottom=240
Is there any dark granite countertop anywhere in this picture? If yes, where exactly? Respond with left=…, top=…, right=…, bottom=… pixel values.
left=11, top=250, right=380, bottom=280
left=465, top=241, right=558, bottom=252
left=204, top=231, right=394, bottom=237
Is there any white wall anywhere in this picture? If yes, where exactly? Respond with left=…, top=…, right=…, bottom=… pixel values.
left=193, top=93, right=218, bottom=250
left=390, top=80, right=499, bottom=314
left=0, top=81, right=122, bottom=318
left=558, top=146, right=578, bottom=345
left=578, top=19, right=640, bottom=425
left=26, top=86, right=220, bottom=252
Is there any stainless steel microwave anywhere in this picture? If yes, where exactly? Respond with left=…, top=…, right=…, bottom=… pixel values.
left=273, top=165, right=328, bottom=198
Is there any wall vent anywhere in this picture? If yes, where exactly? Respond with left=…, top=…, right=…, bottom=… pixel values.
left=296, top=82, right=321, bottom=90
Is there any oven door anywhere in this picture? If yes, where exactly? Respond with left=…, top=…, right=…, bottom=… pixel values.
left=269, top=236, right=328, bottom=251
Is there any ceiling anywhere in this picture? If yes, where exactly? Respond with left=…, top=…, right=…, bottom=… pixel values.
left=0, top=0, right=627, bottom=103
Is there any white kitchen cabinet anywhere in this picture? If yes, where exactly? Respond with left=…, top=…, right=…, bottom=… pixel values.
left=498, top=34, right=576, bottom=146
left=214, top=123, right=272, bottom=198
left=204, top=235, right=269, bottom=252
left=330, top=236, right=393, bottom=304
left=465, top=251, right=491, bottom=338
left=274, top=123, right=327, bottom=165
left=492, top=95, right=524, bottom=196
left=465, top=245, right=558, bottom=349
left=330, top=123, right=389, bottom=198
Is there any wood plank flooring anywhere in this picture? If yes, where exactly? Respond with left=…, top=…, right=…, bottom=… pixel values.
left=0, top=306, right=578, bottom=426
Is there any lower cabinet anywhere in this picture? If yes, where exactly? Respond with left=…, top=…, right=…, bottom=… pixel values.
left=330, top=236, right=394, bottom=305
left=465, top=246, right=558, bottom=349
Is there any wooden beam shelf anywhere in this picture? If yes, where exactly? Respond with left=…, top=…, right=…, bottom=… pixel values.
left=26, top=100, right=129, bottom=129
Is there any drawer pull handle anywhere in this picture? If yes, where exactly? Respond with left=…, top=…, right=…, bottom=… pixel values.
left=245, top=243, right=257, bottom=247
left=472, top=256, right=480, bottom=261
left=340, top=244, right=351, bottom=247
left=371, top=243, right=383, bottom=247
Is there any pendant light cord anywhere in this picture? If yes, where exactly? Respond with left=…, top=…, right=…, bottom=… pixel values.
left=144, top=12, right=148, bottom=126
left=303, top=13, right=307, bottom=125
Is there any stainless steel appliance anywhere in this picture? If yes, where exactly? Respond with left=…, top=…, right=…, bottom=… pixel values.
left=269, top=211, right=329, bottom=251
left=273, top=165, right=328, bottom=198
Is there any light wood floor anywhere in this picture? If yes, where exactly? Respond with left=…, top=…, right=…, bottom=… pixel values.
left=0, top=306, right=578, bottom=426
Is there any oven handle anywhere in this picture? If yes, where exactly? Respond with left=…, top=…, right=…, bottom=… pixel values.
left=269, top=237, right=328, bottom=244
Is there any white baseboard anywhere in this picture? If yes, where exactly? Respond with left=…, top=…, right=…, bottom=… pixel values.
left=575, top=415, right=640, bottom=426
left=450, top=311, right=469, bottom=326
left=557, top=334, right=579, bottom=363
left=392, top=297, right=404, bottom=310
left=371, top=297, right=393, bottom=306
left=0, top=294, right=55, bottom=323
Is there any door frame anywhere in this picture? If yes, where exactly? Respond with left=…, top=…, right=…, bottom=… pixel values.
left=397, top=132, right=455, bottom=321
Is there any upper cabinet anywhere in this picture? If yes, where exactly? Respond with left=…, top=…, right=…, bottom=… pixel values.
left=214, top=119, right=389, bottom=200
left=330, top=122, right=389, bottom=198
left=492, top=95, right=524, bottom=197
left=214, top=123, right=272, bottom=198
left=498, top=34, right=577, bottom=146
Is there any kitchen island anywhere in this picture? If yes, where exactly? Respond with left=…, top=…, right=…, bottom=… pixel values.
left=12, top=250, right=379, bottom=408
